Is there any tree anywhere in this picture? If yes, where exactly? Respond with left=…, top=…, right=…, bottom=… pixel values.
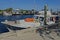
left=5, top=8, right=13, bottom=13
left=0, top=10, right=3, bottom=15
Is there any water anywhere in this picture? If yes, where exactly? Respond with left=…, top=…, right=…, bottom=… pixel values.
left=0, top=15, right=34, bottom=21
left=0, top=23, right=9, bottom=34
left=0, top=15, right=34, bottom=33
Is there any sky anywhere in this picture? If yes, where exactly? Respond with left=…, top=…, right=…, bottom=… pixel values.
left=0, top=0, right=60, bottom=11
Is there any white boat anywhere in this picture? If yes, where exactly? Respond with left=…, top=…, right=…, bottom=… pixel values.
left=1, top=15, right=55, bottom=29
left=1, top=19, right=40, bottom=28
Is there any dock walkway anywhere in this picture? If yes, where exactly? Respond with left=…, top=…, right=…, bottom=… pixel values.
left=0, top=28, right=60, bottom=40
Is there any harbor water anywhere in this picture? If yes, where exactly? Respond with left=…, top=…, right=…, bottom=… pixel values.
left=0, top=15, right=34, bottom=34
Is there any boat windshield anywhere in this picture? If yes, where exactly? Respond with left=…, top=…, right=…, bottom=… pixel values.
left=39, top=17, right=44, bottom=21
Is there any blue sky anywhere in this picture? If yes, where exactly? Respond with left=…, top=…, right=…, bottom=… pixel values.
left=0, top=0, right=60, bottom=10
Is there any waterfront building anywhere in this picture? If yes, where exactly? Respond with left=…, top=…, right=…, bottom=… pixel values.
left=39, top=11, right=52, bottom=16
left=3, top=11, right=12, bottom=16
left=12, top=9, right=20, bottom=15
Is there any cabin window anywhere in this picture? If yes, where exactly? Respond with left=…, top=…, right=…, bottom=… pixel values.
left=39, top=17, right=44, bottom=21
left=56, top=16, right=59, bottom=20
left=34, top=16, right=38, bottom=19
left=50, top=17, right=53, bottom=21
left=35, top=16, right=38, bottom=19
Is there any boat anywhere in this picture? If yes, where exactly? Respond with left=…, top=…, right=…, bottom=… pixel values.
left=1, top=19, right=40, bottom=28
left=1, top=14, right=56, bottom=28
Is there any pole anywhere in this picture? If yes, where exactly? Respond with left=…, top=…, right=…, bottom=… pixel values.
left=44, top=4, right=48, bottom=25
left=34, top=0, right=36, bottom=22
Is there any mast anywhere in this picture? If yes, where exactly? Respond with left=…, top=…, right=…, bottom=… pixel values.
left=34, top=0, right=36, bottom=22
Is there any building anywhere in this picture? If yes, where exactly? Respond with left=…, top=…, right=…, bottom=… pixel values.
left=3, top=11, right=12, bottom=16
left=12, top=9, right=21, bottom=15
left=39, top=11, right=52, bottom=17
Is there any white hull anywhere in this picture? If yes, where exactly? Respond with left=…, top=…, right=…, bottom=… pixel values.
left=1, top=20, right=40, bottom=28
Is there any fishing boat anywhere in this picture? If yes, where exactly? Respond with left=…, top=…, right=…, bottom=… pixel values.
left=1, top=19, right=40, bottom=28
left=1, top=14, right=57, bottom=28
